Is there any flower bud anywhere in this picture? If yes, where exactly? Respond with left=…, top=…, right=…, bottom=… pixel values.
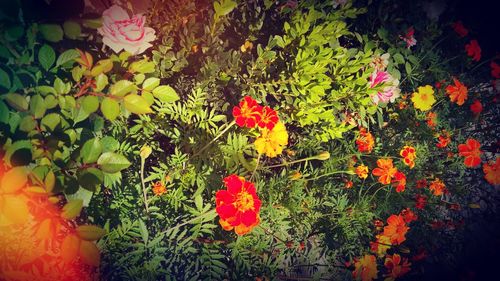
left=140, top=145, right=152, bottom=159
left=316, top=151, right=330, bottom=161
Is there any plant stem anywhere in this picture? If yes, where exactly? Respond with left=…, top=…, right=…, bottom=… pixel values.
left=306, top=170, right=355, bottom=182
left=140, top=156, right=149, bottom=213
left=250, top=153, right=261, bottom=181
left=260, top=156, right=318, bottom=169
left=192, top=120, right=236, bottom=158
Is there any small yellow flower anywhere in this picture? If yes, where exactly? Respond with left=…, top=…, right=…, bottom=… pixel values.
left=254, top=121, right=288, bottom=157
left=355, top=165, right=369, bottom=179
left=411, top=85, right=436, bottom=111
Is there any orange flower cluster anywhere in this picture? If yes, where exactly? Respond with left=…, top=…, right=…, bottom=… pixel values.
left=483, top=157, right=500, bottom=185
left=458, top=138, right=483, bottom=167
left=426, top=111, right=438, bottom=129
left=355, top=164, right=369, bottom=179
left=436, top=131, right=451, bottom=148
left=232, top=96, right=279, bottom=130
left=446, top=78, right=468, bottom=106
left=400, top=146, right=416, bottom=169
left=383, top=214, right=410, bottom=245
left=372, top=159, right=407, bottom=192
left=429, top=178, right=447, bottom=196
left=215, top=175, right=261, bottom=235
left=152, top=181, right=167, bottom=196
left=384, top=254, right=411, bottom=281
left=356, top=128, right=375, bottom=153
left=352, top=254, right=378, bottom=281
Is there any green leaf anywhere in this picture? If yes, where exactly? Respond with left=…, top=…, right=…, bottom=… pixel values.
left=0, top=101, right=9, bottom=123
left=101, top=136, right=119, bottom=152
left=123, top=94, right=153, bottom=114
left=94, top=74, right=108, bottom=92
left=41, top=113, right=61, bottom=131
left=5, top=93, right=28, bottom=111
left=405, top=61, right=412, bottom=75
left=97, top=152, right=131, bottom=173
left=63, top=21, right=81, bottom=39
left=81, top=95, right=99, bottom=114
left=39, top=24, right=64, bottom=43
left=77, top=167, right=103, bottom=192
left=90, top=59, right=113, bottom=77
left=138, top=219, right=149, bottom=244
left=129, top=59, right=155, bottom=74
left=142, top=77, right=160, bottom=91
left=56, top=49, right=79, bottom=67
left=4, top=140, right=32, bottom=167
left=393, top=53, right=404, bottom=65
left=81, top=138, right=102, bottom=164
left=76, top=225, right=106, bottom=241
left=0, top=166, right=28, bottom=193
left=0, top=68, right=11, bottom=89
left=214, top=0, right=238, bottom=18
left=61, top=199, right=83, bottom=219
left=101, top=97, right=120, bottom=121
left=152, top=85, right=179, bottom=103
left=30, top=94, right=46, bottom=119
left=19, top=116, right=36, bottom=132
left=4, top=26, right=24, bottom=42
left=110, top=80, right=136, bottom=97
left=38, top=44, right=56, bottom=70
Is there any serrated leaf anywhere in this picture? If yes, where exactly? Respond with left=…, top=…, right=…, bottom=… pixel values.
left=61, top=199, right=83, bottom=219
left=152, top=85, right=179, bottom=103
left=95, top=73, right=108, bottom=91
left=97, top=152, right=131, bottom=173
left=142, top=77, right=160, bottom=91
left=29, top=94, right=46, bottom=119
left=19, top=115, right=36, bottom=132
left=0, top=68, right=11, bottom=89
left=5, top=93, right=28, bottom=111
left=123, top=94, right=153, bottom=114
left=81, top=95, right=99, bottom=114
left=56, top=49, right=79, bottom=67
left=39, top=24, right=64, bottom=42
left=79, top=241, right=100, bottom=267
left=38, top=44, right=55, bottom=70
left=81, top=138, right=102, bottom=164
left=41, top=113, right=60, bottom=131
left=44, top=170, right=55, bottom=193
left=110, top=80, right=135, bottom=97
left=76, top=225, right=106, bottom=241
left=100, top=98, right=119, bottom=121
left=77, top=167, right=103, bottom=192
left=90, top=59, right=113, bottom=77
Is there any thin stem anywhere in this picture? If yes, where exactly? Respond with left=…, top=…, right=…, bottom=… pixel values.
left=192, top=120, right=236, bottom=158
left=306, top=170, right=355, bottom=182
left=250, top=153, right=261, bottom=181
left=161, top=209, right=217, bottom=235
left=140, top=156, right=149, bottom=213
left=260, top=156, right=318, bottom=169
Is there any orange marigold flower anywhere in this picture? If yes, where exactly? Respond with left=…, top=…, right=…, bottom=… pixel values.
left=426, top=111, right=438, bottom=129
left=370, top=234, right=392, bottom=257
left=355, top=165, right=369, bottom=179
left=465, top=39, right=481, bottom=62
left=356, top=128, right=375, bottom=153
left=152, top=181, right=167, bottom=196
left=458, top=138, right=483, bottom=168
left=452, top=21, right=468, bottom=37
left=233, top=96, right=262, bottom=128
left=483, top=157, right=500, bottom=185
left=215, top=175, right=261, bottom=235
left=429, top=178, right=446, bottom=196
left=383, top=215, right=409, bottom=245
left=372, top=158, right=398, bottom=185
left=446, top=78, right=468, bottom=106
left=384, top=254, right=411, bottom=281
left=415, top=194, right=427, bottom=210
left=345, top=180, right=354, bottom=189
left=400, top=146, right=416, bottom=169
left=257, top=106, right=279, bottom=130
left=391, top=171, right=406, bottom=193
left=352, top=254, right=378, bottom=281
left=400, top=208, right=417, bottom=224
left=470, top=99, right=483, bottom=115
left=436, top=131, right=451, bottom=148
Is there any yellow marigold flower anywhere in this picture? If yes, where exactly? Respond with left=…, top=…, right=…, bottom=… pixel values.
left=355, top=165, right=369, bottom=179
left=254, top=121, right=288, bottom=157
left=411, top=85, right=436, bottom=111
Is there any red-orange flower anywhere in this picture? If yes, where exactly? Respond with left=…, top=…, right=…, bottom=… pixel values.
left=257, top=106, right=279, bottom=130
left=458, top=138, right=483, bottom=167
left=233, top=96, right=262, bottom=128
left=356, top=128, right=375, bottom=153
left=391, top=171, right=406, bottom=193
left=372, top=159, right=398, bottom=185
left=345, top=180, right=354, bottom=189
left=400, top=146, right=416, bottom=169
left=352, top=254, right=378, bottom=281
left=465, top=39, right=481, bottom=62
left=415, top=194, right=427, bottom=210
left=152, top=181, right=167, bottom=196
left=400, top=208, right=417, bottom=223
left=384, top=254, right=411, bottom=281
left=446, top=78, right=468, bottom=106
left=429, top=178, right=446, bottom=196
left=483, top=157, right=500, bottom=185
left=491, top=62, right=500, bottom=79
left=383, top=215, right=409, bottom=245
left=426, top=111, right=438, bottom=129
left=416, top=179, right=427, bottom=189
left=215, top=175, right=261, bottom=235
left=470, top=99, right=483, bottom=115
left=452, top=21, right=468, bottom=37
left=436, top=131, right=451, bottom=148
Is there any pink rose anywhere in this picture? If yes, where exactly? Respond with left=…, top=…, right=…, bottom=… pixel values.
left=98, top=5, right=156, bottom=55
